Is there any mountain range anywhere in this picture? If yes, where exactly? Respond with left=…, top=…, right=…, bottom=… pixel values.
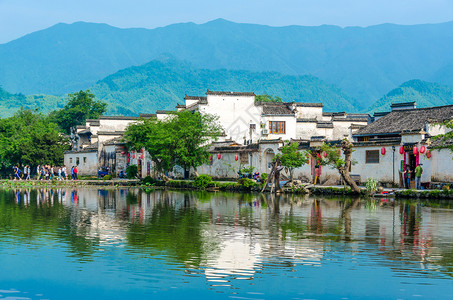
left=2, top=19, right=453, bottom=110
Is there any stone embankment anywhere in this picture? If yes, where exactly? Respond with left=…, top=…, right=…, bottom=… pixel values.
left=3, top=179, right=453, bottom=200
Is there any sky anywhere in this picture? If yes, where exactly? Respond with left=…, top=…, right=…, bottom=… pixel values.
left=1, top=0, right=453, bottom=44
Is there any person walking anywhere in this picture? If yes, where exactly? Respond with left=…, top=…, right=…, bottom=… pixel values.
left=58, top=167, right=62, bottom=180
left=70, top=166, right=75, bottom=180
left=36, top=165, right=41, bottom=180
left=415, top=163, right=423, bottom=190
left=50, top=166, right=55, bottom=180
left=25, top=165, right=31, bottom=180
left=314, top=165, right=320, bottom=185
left=62, top=166, right=67, bottom=180
left=74, top=166, right=78, bottom=180
left=14, top=166, right=21, bottom=180
left=403, top=165, right=411, bottom=189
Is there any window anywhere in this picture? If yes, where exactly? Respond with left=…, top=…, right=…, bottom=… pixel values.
left=83, top=157, right=87, bottom=164
left=240, top=153, right=248, bottom=164
left=69, top=158, right=73, bottom=164
left=365, top=150, right=379, bottom=164
left=76, top=157, right=80, bottom=165
left=269, top=121, right=286, bottom=134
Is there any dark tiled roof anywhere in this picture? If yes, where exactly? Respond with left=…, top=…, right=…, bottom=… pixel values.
left=317, top=121, right=334, bottom=128
left=184, top=95, right=207, bottom=100
left=429, top=137, right=453, bottom=149
left=355, top=105, right=453, bottom=136
left=391, top=101, right=416, bottom=108
left=297, top=118, right=317, bottom=122
left=261, top=103, right=294, bottom=115
left=139, top=113, right=157, bottom=118
left=206, top=90, right=255, bottom=96
left=295, top=103, right=323, bottom=107
left=85, top=142, right=99, bottom=149
left=97, top=131, right=125, bottom=136
left=99, top=116, right=139, bottom=120
left=332, top=116, right=369, bottom=122
left=176, top=104, right=186, bottom=108
left=156, top=110, right=173, bottom=114
left=104, top=137, right=125, bottom=145
left=86, top=119, right=100, bottom=126
left=374, top=112, right=389, bottom=117
left=310, top=136, right=326, bottom=141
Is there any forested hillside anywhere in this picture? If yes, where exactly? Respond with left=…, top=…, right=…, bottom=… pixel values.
left=90, top=58, right=360, bottom=114
left=367, top=80, right=453, bottom=113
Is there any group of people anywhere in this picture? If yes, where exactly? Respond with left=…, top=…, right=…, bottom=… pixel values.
left=403, top=163, right=423, bottom=189
left=12, top=165, right=79, bottom=180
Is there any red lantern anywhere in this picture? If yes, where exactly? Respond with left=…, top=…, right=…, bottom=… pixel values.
left=322, top=151, right=327, bottom=158
left=127, top=158, right=130, bottom=163
left=317, top=153, right=321, bottom=159
left=413, top=146, right=418, bottom=155
left=399, top=146, right=404, bottom=155
left=381, top=147, right=386, bottom=155
left=132, top=154, right=135, bottom=159
left=140, top=149, right=144, bottom=153
left=121, top=151, right=126, bottom=155
left=209, top=155, right=212, bottom=161
left=128, top=153, right=130, bottom=157
left=217, top=154, right=221, bottom=159
left=140, top=154, right=143, bottom=159
left=427, top=150, right=432, bottom=159
left=420, top=145, right=426, bottom=154
left=235, top=155, right=239, bottom=161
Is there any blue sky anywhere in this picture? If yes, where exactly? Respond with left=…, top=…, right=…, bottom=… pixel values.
left=1, top=0, right=453, bottom=43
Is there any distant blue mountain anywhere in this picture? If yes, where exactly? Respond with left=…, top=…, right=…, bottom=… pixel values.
left=1, top=19, right=453, bottom=110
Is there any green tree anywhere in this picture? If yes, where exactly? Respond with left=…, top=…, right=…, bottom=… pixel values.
left=50, top=90, right=107, bottom=134
left=433, top=120, right=453, bottom=156
left=124, top=111, right=223, bottom=178
left=0, top=109, right=70, bottom=168
left=274, top=142, right=308, bottom=182
left=255, top=94, right=283, bottom=103
left=318, top=139, right=361, bottom=193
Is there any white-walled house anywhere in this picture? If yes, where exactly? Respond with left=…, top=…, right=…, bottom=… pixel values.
left=350, top=104, right=453, bottom=186
left=64, top=89, right=372, bottom=179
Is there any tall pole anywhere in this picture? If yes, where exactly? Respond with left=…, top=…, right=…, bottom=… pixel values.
left=392, top=146, right=395, bottom=185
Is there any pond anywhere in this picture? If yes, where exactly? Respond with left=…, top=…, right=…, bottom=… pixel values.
left=1, top=188, right=453, bottom=299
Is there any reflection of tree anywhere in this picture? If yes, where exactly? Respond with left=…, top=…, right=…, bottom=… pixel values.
left=341, top=197, right=360, bottom=241
left=126, top=201, right=218, bottom=266
left=0, top=189, right=100, bottom=260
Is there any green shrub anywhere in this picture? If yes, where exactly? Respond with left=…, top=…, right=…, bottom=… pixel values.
left=237, top=178, right=257, bottom=188
left=142, top=175, right=157, bottom=185
left=103, top=175, right=112, bottom=180
left=126, top=165, right=138, bottom=179
left=193, top=174, right=213, bottom=189
left=365, top=178, right=379, bottom=193
left=260, top=173, right=268, bottom=182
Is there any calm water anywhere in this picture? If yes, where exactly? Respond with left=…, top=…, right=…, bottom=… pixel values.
left=1, top=188, right=453, bottom=299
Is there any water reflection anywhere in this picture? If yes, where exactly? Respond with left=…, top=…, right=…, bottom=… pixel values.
left=1, top=188, right=453, bottom=298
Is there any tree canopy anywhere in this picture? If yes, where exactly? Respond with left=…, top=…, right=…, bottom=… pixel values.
left=124, top=110, right=223, bottom=177
left=255, top=94, right=283, bottom=103
left=317, top=139, right=360, bottom=193
left=274, top=142, right=308, bottom=182
left=50, top=90, right=107, bottom=134
left=433, top=120, right=453, bottom=155
left=0, top=109, right=70, bottom=168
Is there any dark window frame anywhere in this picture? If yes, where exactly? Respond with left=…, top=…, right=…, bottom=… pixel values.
left=269, top=121, right=286, bottom=134
left=365, top=150, right=380, bottom=164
